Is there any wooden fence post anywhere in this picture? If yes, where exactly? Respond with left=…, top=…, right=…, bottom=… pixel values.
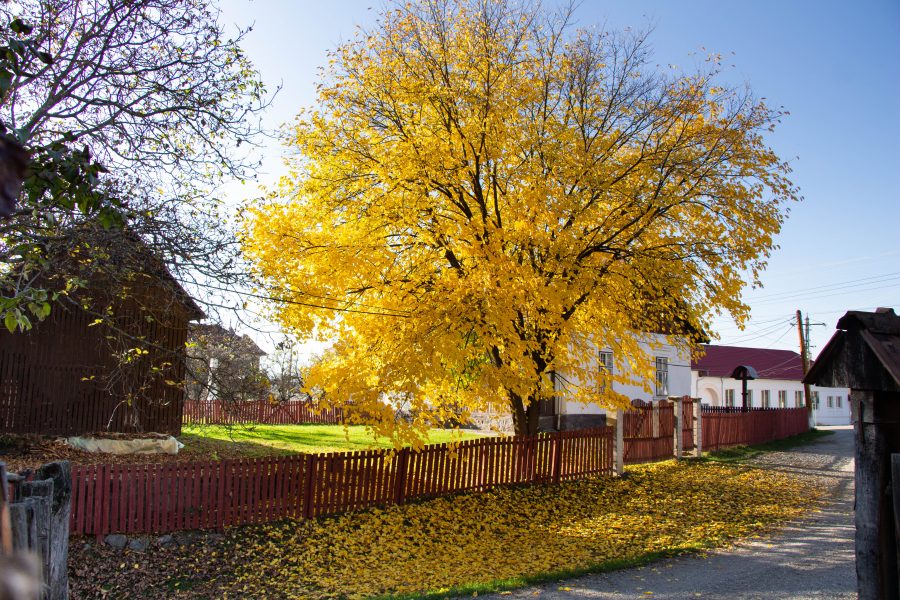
left=216, top=461, right=227, bottom=531
left=614, top=410, right=624, bottom=476
left=673, top=397, right=683, bottom=460
left=3, top=461, right=71, bottom=600
left=651, top=402, right=660, bottom=438
left=892, top=454, right=900, bottom=563
left=19, top=480, right=52, bottom=581
left=393, top=449, right=410, bottom=506
left=302, top=454, right=318, bottom=519
left=551, top=434, right=563, bottom=484
left=694, top=397, right=703, bottom=458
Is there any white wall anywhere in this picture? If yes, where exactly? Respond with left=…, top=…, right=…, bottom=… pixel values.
left=812, top=387, right=852, bottom=426
left=561, top=334, right=692, bottom=417
left=691, top=373, right=851, bottom=426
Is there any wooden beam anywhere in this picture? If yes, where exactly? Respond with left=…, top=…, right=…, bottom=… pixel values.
left=855, top=392, right=900, bottom=600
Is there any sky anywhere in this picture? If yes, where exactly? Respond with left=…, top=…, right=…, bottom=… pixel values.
left=215, top=0, right=900, bottom=362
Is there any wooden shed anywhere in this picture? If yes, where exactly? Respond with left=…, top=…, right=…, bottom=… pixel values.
left=804, top=307, right=900, bottom=600
left=0, top=233, right=204, bottom=437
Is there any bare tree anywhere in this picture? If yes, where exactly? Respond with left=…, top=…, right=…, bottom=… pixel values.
left=0, top=0, right=273, bottom=329
left=266, top=339, right=306, bottom=403
left=186, top=323, right=269, bottom=405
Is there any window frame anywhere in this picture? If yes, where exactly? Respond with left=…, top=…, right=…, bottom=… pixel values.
left=598, top=350, right=613, bottom=393
left=654, top=356, right=669, bottom=397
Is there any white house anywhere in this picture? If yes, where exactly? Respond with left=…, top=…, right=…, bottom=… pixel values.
left=541, top=333, right=693, bottom=431
left=691, top=344, right=851, bottom=426
left=470, top=333, right=693, bottom=432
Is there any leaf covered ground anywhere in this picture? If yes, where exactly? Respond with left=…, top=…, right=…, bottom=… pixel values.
left=69, top=459, right=818, bottom=599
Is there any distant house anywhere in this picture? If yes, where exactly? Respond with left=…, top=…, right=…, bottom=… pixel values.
left=541, top=333, right=693, bottom=431
left=691, top=344, right=851, bottom=426
left=0, top=231, right=204, bottom=436
left=185, top=324, right=267, bottom=403
left=473, top=333, right=693, bottom=432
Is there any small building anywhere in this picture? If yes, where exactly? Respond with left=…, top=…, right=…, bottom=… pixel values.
left=185, top=323, right=267, bottom=403
left=0, top=232, right=204, bottom=436
left=691, top=344, right=851, bottom=425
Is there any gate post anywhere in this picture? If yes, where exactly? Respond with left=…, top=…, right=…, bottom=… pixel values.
left=694, top=397, right=703, bottom=457
left=614, top=409, right=624, bottom=475
left=651, top=402, right=660, bottom=438
left=673, top=397, right=683, bottom=460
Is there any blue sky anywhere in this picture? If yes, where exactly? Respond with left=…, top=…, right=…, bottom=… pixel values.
left=218, top=0, right=900, bottom=360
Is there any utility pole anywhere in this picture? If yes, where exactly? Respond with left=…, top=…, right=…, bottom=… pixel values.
left=796, top=310, right=813, bottom=424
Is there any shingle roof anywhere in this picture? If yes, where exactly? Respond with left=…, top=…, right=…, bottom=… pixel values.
left=692, top=344, right=805, bottom=381
left=804, top=307, right=900, bottom=390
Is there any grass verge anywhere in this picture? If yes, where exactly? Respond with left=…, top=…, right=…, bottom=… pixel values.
left=180, top=423, right=484, bottom=457
left=703, top=428, right=834, bottom=465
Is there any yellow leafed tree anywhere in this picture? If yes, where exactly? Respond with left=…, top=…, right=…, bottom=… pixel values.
left=243, top=0, right=798, bottom=442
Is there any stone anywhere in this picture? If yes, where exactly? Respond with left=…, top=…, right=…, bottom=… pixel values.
left=127, top=537, right=150, bottom=552
left=173, top=531, right=199, bottom=546
left=104, top=534, right=127, bottom=549
left=156, top=534, right=174, bottom=546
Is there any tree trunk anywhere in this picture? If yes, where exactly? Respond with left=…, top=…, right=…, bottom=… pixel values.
left=510, top=392, right=541, bottom=436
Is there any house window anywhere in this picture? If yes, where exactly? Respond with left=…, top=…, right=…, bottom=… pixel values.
left=836, top=395, right=842, bottom=408
left=725, top=389, right=735, bottom=408
left=761, top=389, right=771, bottom=409
left=812, top=391, right=820, bottom=410
left=827, top=395, right=834, bottom=408
left=655, top=357, right=668, bottom=396
left=794, top=390, right=804, bottom=408
left=778, top=390, right=787, bottom=408
left=598, top=351, right=613, bottom=393
left=745, top=389, right=753, bottom=407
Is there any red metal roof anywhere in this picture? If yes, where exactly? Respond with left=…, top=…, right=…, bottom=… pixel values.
left=692, top=344, right=805, bottom=381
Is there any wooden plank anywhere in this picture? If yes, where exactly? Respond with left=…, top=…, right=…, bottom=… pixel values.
left=90, top=465, right=104, bottom=540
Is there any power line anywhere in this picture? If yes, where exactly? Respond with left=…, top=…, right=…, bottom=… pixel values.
left=716, top=319, right=795, bottom=345
left=751, top=279, right=900, bottom=306
left=748, top=271, right=900, bottom=301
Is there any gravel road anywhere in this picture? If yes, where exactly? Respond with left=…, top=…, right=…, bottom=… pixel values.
left=480, top=426, right=856, bottom=600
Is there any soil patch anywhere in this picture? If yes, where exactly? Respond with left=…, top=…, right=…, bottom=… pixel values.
left=0, top=432, right=282, bottom=471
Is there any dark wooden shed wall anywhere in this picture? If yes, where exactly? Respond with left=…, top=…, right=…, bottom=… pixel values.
left=0, top=287, right=191, bottom=436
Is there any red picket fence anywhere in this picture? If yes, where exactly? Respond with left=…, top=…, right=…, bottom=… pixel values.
left=622, top=399, right=696, bottom=464
left=622, top=402, right=673, bottom=464
left=182, top=399, right=343, bottom=426
left=702, top=407, right=809, bottom=451
left=67, top=404, right=810, bottom=538
left=70, top=426, right=614, bottom=537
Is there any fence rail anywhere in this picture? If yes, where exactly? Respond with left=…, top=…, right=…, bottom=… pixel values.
left=70, top=426, right=614, bottom=537
left=182, top=399, right=343, bottom=426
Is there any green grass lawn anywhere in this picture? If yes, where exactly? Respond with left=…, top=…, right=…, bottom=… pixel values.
left=180, top=423, right=484, bottom=458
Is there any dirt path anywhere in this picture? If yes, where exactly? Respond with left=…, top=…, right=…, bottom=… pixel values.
left=480, top=427, right=856, bottom=600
